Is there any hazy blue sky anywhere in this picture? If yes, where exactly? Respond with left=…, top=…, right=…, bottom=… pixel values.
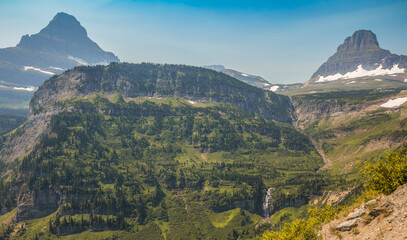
left=0, top=0, right=406, bottom=83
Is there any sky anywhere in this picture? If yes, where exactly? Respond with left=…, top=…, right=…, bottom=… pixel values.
left=0, top=0, right=406, bottom=84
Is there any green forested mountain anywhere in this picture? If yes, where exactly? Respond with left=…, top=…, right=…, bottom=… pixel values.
left=31, top=62, right=293, bottom=122
left=0, top=63, right=330, bottom=239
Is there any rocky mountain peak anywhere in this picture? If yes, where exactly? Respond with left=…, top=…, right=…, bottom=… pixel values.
left=17, top=12, right=88, bottom=50
left=0, top=12, right=120, bottom=87
left=40, top=12, right=87, bottom=40
left=337, top=30, right=380, bottom=53
left=307, top=30, right=407, bottom=82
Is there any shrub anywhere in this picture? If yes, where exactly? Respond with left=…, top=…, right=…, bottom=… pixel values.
left=361, top=144, right=407, bottom=195
left=262, top=204, right=338, bottom=240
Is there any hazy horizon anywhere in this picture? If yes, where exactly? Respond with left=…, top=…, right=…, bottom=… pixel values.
left=1, top=0, right=406, bottom=84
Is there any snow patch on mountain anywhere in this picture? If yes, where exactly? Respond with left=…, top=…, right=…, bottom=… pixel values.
left=23, top=66, right=55, bottom=75
left=68, top=55, right=88, bottom=65
left=50, top=66, right=64, bottom=71
left=316, top=65, right=405, bottom=83
left=380, top=97, right=407, bottom=108
left=268, top=86, right=279, bottom=92
left=13, top=86, right=37, bottom=92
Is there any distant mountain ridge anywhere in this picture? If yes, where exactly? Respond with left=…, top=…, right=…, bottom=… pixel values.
left=203, top=65, right=277, bottom=90
left=0, top=12, right=119, bottom=87
left=307, top=30, right=407, bottom=85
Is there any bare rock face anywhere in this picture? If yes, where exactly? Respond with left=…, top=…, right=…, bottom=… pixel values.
left=16, top=186, right=60, bottom=221
left=347, top=208, right=365, bottom=220
left=291, top=98, right=363, bottom=123
left=0, top=71, right=84, bottom=163
left=335, top=217, right=361, bottom=231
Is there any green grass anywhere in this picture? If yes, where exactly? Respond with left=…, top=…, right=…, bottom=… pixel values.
left=271, top=205, right=308, bottom=226
left=0, top=208, right=16, bottom=227
left=209, top=208, right=241, bottom=228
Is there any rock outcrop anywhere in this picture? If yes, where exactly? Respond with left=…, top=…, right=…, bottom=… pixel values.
left=16, top=187, right=61, bottom=221
left=321, top=184, right=407, bottom=239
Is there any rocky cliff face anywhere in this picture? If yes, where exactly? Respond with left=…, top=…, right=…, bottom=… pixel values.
left=291, top=98, right=363, bottom=124
left=307, top=30, right=407, bottom=84
left=290, top=89, right=402, bottom=125
left=16, top=186, right=61, bottom=221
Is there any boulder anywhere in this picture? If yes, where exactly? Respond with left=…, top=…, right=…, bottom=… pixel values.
left=347, top=208, right=365, bottom=220
left=336, top=217, right=361, bottom=231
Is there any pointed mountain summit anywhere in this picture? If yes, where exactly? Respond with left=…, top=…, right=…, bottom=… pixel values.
left=337, top=30, right=383, bottom=53
left=0, top=12, right=119, bottom=87
left=17, top=12, right=118, bottom=65
left=307, top=30, right=407, bottom=85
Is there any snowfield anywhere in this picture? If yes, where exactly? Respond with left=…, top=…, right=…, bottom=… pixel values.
left=68, top=55, right=88, bottom=65
left=380, top=97, right=407, bottom=108
left=269, top=86, right=279, bottom=92
left=13, top=86, right=37, bottom=92
left=50, top=66, right=64, bottom=71
left=23, top=66, right=55, bottom=75
left=316, top=64, right=405, bottom=83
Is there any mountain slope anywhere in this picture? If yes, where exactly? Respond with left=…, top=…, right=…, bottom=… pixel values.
left=0, top=63, right=325, bottom=239
left=0, top=12, right=119, bottom=87
left=305, top=30, right=407, bottom=87
left=292, top=88, right=407, bottom=175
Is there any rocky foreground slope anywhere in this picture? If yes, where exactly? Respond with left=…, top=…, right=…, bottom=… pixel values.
left=321, top=183, right=407, bottom=240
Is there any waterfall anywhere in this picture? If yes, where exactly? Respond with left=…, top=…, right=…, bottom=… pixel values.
left=262, top=187, right=273, bottom=218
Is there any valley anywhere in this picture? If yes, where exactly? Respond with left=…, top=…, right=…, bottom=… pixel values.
left=0, top=8, right=406, bottom=240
